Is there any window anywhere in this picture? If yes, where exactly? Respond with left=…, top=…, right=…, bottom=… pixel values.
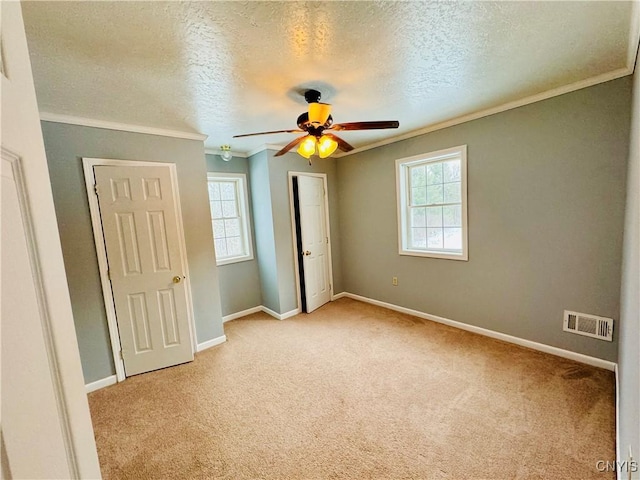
left=396, top=145, right=468, bottom=261
left=207, top=173, right=254, bottom=265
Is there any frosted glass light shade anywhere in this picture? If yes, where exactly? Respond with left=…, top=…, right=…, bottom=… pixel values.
left=317, top=135, right=338, bottom=158
left=308, top=103, right=332, bottom=125
left=297, top=136, right=317, bottom=159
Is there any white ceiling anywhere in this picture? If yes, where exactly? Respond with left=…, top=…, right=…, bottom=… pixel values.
left=22, top=1, right=636, bottom=156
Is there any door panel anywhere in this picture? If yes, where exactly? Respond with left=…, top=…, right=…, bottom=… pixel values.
left=298, top=175, right=332, bottom=312
left=95, top=165, right=193, bottom=376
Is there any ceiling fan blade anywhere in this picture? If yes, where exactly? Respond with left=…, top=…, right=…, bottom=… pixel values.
left=233, top=129, right=304, bottom=138
left=329, top=121, right=399, bottom=131
left=274, top=135, right=307, bottom=157
left=323, top=133, right=354, bottom=152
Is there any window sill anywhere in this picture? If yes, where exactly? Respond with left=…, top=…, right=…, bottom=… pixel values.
left=216, top=254, right=254, bottom=266
left=399, top=249, right=468, bottom=261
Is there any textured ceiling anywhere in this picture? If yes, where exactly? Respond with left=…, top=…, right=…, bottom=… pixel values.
left=22, top=1, right=634, bottom=155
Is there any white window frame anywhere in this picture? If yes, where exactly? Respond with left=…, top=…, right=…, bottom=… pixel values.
left=207, top=172, right=254, bottom=266
left=396, top=145, right=468, bottom=261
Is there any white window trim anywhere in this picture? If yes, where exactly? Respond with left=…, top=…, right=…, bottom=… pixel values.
left=207, top=172, right=254, bottom=266
left=396, top=145, right=468, bottom=261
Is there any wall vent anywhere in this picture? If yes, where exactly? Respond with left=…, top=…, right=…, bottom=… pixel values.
left=563, top=310, right=613, bottom=341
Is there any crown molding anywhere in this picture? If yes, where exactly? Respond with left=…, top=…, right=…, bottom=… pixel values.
left=39, top=112, right=208, bottom=142
left=243, top=143, right=282, bottom=158
left=334, top=66, right=632, bottom=158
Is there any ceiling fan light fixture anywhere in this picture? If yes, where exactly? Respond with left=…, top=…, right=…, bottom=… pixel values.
left=317, top=135, right=338, bottom=158
left=297, top=136, right=317, bottom=159
left=308, top=102, right=332, bottom=126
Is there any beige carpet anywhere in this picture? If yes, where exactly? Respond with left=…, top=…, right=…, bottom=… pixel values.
left=88, top=298, right=615, bottom=479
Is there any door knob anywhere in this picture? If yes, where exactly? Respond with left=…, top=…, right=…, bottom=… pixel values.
left=304, top=250, right=311, bottom=256
left=173, top=275, right=183, bottom=284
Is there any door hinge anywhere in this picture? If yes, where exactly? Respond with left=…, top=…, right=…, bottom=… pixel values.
left=94, top=184, right=99, bottom=196
left=119, top=350, right=124, bottom=360
left=106, top=269, right=111, bottom=280
left=326, top=236, right=329, bottom=243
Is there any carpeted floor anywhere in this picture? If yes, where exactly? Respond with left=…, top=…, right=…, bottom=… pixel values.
left=88, top=298, right=615, bottom=479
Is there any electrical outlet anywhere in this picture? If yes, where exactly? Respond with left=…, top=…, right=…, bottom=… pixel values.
left=392, top=276, right=398, bottom=286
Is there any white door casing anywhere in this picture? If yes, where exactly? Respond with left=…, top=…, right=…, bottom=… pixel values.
left=93, top=164, right=195, bottom=377
left=295, top=174, right=333, bottom=313
left=1, top=2, right=101, bottom=478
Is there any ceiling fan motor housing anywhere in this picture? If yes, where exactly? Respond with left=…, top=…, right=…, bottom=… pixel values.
left=297, top=112, right=333, bottom=131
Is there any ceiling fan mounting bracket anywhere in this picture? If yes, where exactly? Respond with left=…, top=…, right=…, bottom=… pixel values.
left=304, top=89, right=322, bottom=104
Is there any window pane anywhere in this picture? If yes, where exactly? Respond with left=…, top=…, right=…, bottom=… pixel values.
left=443, top=182, right=461, bottom=203
left=398, top=147, right=466, bottom=259
left=210, top=200, right=222, bottom=219
left=220, top=182, right=235, bottom=201
left=214, top=238, right=227, bottom=257
left=426, top=163, right=443, bottom=185
left=411, top=207, right=426, bottom=228
left=208, top=182, right=221, bottom=201
left=224, top=218, right=240, bottom=237
left=411, top=166, right=426, bottom=187
left=444, top=228, right=462, bottom=250
left=443, top=160, right=461, bottom=182
left=426, top=206, right=443, bottom=227
left=222, top=200, right=237, bottom=218
left=426, top=184, right=443, bottom=205
left=226, top=236, right=242, bottom=256
left=411, top=187, right=427, bottom=206
left=212, top=219, right=226, bottom=238
left=411, top=228, right=427, bottom=248
left=427, top=228, right=443, bottom=248
left=443, top=205, right=461, bottom=227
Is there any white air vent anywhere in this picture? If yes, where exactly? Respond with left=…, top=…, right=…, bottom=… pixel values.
left=563, top=310, right=613, bottom=341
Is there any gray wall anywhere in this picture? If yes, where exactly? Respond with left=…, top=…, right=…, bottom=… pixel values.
left=618, top=63, right=640, bottom=468
left=248, top=148, right=343, bottom=315
left=42, top=122, right=224, bottom=383
left=337, top=77, right=631, bottom=362
left=205, top=153, right=262, bottom=316
left=248, top=150, right=281, bottom=312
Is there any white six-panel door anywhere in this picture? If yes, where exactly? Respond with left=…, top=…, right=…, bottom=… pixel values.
left=94, top=165, right=194, bottom=376
left=297, top=175, right=332, bottom=312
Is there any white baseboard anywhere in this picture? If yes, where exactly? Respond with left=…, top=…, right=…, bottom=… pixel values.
left=261, top=306, right=281, bottom=319
left=261, top=306, right=300, bottom=320
left=223, top=306, right=262, bottom=323
left=279, top=308, right=300, bottom=320
left=332, top=292, right=347, bottom=301
left=85, top=375, right=117, bottom=393
left=196, top=334, right=227, bottom=352
left=341, top=292, right=617, bottom=371
left=223, top=305, right=302, bottom=322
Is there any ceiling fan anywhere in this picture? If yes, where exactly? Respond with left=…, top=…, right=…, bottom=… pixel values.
left=233, top=89, right=399, bottom=161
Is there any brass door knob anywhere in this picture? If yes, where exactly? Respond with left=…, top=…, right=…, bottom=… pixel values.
left=173, top=275, right=182, bottom=284
left=304, top=250, right=311, bottom=256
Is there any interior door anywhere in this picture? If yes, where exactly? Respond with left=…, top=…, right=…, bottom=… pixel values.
left=94, top=165, right=194, bottom=376
left=1, top=2, right=101, bottom=478
left=297, top=175, right=332, bottom=312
